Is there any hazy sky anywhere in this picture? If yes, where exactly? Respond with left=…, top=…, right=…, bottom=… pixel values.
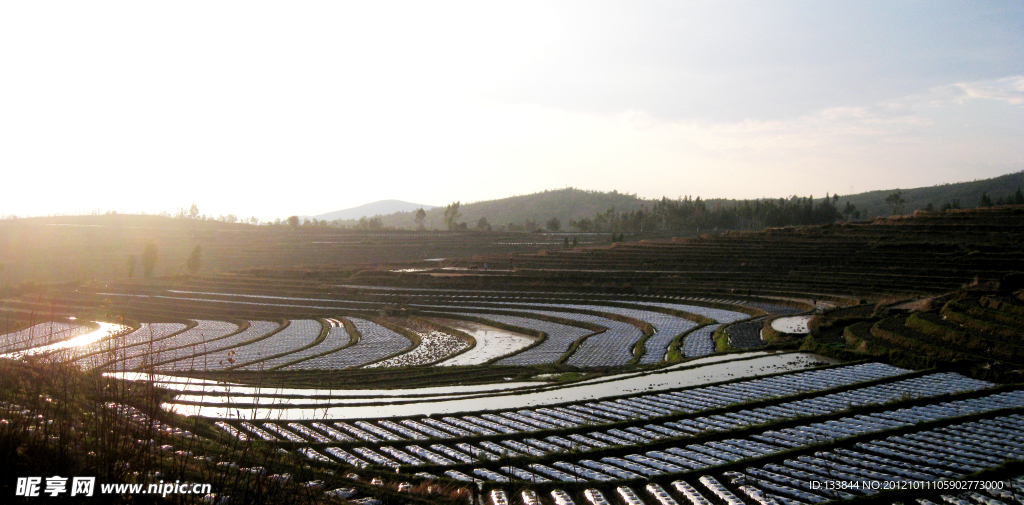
left=2, top=1, right=1022, bottom=220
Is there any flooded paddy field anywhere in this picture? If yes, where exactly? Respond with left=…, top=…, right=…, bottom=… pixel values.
left=433, top=319, right=538, bottom=366
left=163, top=352, right=832, bottom=419
left=171, top=353, right=1024, bottom=505
left=771, top=315, right=813, bottom=335
left=4, top=280, right=1024, bottom=505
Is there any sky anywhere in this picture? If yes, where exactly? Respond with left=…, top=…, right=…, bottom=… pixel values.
left=1, top=1, right=1022, bottom=220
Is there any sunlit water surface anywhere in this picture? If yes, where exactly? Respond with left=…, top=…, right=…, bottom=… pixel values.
left=2, top=322, right=131, bottom=358
left=162, top=352, right=833, bottom=420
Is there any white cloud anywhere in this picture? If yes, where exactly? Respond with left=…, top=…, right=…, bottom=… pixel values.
left=956, top=76, right=1024, bottom=105
left=922, top=76, right=1024, bottom=106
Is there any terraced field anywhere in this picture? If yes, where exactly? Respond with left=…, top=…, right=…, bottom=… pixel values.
left=3, top=289, right=770, bottom=373
left=183, top=358, right=1024, bottom=504
left=1, top=205, right=1023, bottom=504
left=0, top=320, right=96, bottom=353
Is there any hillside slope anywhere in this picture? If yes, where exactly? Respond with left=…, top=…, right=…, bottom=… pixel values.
left=838, top=170, right=1024, bottom=218
left=363, top=204, right=1024, bottom=300
left=362, top=188, right=647, bottom=230
left=312, top=199, right=436, bottom=221
left=330, top=171, right=1024, bottom=229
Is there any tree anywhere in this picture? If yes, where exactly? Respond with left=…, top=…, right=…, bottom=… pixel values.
left=841, top=202, right=858, bottom=220
left=476, top=217, right=491, bottom=231
left=356, top=216, right=383, bottom=230
left=941, top=199, right=962, bottom=212
left=186, top=245, right=202, bottom=275
left=570, top=218, right=594, bottom=232
left=884, top=190, right=906, bottom=215
left=978, top=191, right=994, bottom=208
left=141, top=243, right=158, bottom=278
left=414, top=208, right=427, bottom=230
left=443, top=202, right=461, bottom=230
left=546, top=217, right=561, bottom=232
left=287, top=215, right=300, bottom=227
left=188, top=202, right=200, bottom=219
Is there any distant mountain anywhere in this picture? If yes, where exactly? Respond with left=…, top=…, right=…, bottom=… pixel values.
left=326, top=171, right=1024, bottom=230
left=344, top=188, right=647, bottom=230
left=314, top=200, right=436, bottom=222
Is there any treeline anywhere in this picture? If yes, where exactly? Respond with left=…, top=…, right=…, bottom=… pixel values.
left=839, top=170, right=1024, bottom=218
left=914, top=188, right=1024, bottom=213
left=163, top=180, right=1024, bottom=233
left=977, top=189, right=1024, bottom=208
left=568, top=194, right=844, bottom=233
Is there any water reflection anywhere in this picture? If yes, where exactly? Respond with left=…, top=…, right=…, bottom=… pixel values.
left=163, top=352, right=831, bottom=420
left=3, top=322, right=131, bottom=358
left=433, top=320, right=537, bottom=366
left=115, top=372, right=544, bottom=397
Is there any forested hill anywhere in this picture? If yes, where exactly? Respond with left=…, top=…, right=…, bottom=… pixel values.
left=837, top=170, right=1024, bottom=218
left=333, top=171, right=1024, bottom=231
left=359, top=188, right=650, bottom=230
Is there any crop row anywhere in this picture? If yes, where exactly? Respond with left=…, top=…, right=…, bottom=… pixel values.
left=64, top=322, right=187, bottom=368
left=180, top=319, right=322, bottom=371
left=260, top=319, right=352, bottom=370
left=433, top=300, right=748, bottom=366
left=0, top=320, right=93, bottom=353
left=522, top=304, right=696, bottom=366
left=261, top=388, right=1024, bottom=504
left=406, top=392, right=1024, bottom=496
left=286, top=317, right=412, bottom=369
left=419, top=304, right=644, bottom=367
left=680, top=326, right=717, bottom=358
left=722, top=413, right=1024, bottom=505
left=218, top=363, right=910, bottom=448
left=149, top=320, right=283, bottom=371
left=225, top=372, right=990, bottom=475
left=95, top=320, right=242, bottom=371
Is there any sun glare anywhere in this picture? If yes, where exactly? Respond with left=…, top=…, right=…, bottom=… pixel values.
left=4, top=321, right=130, bottom=358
